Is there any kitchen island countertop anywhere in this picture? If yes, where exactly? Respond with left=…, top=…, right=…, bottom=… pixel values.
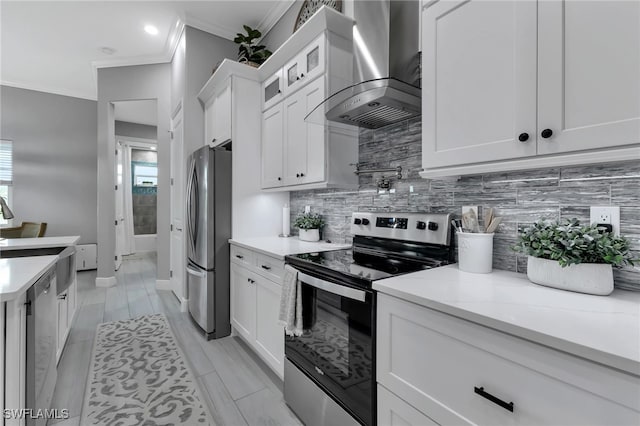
left=0, top=235, right=80, bottom=251
left=0, top=256, right=58, bottom=302
left=373, top=264, right=640, bottom=376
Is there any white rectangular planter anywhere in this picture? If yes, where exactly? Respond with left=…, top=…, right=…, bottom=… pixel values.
left=527, top=256, right=614, bottom=296
left=298, top=229, right=320, bottom=242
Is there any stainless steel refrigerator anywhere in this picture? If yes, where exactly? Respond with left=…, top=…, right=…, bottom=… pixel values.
left=186, top=145, right=232, bottom=339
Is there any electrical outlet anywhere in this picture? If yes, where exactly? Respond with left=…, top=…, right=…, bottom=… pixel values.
left=590, top=206, right=620, bottom=236
left=304, top=205, right=311, bottom=213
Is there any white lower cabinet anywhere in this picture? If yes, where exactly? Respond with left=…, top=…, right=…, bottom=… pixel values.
left=377, top=293, right=640, bottom=426
left=230, top=244, right=285, bottom=378
left=56, top=279, right=77, bottom=363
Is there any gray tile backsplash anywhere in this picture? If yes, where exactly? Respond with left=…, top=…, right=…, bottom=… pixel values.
left=290, top=117, right=640, bottom=290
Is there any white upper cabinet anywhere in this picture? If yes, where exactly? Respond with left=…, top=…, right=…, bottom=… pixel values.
left=537, top=0, right=640, bottom=155
left=258, top=7, right=358, bottom=191
left=422, top=0, right=537, bottom=168
left=204, top=78, right=232, bottom=146
left=421, top=0, right=640, bottom=178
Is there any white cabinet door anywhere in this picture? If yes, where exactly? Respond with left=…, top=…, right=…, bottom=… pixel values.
left=300, top=77, right=326, bottom=185
left=421, top=0, right=537, bottom=169
left=213, top=81, right=232, bottom=144
left=283, top=92, right=307, bottom=186
left=230, top=263, right=256, bottom=342
left=261, top=103, right=284, bottom=188
left=262, top=69, right=284, bottom=111
left=537, top=0, right=640, bottom=155
left=378, top=385, right=439, bottom=426
left=67, top=279, right=77, bottom=324
left=204, top=100, right=215, bottom=146
left=284, top=77, right=326, bottom=186
left=254, top=276, right=284, bottom=378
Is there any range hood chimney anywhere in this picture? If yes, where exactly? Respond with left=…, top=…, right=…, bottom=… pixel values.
left=309, top=1, right=421, bottom=129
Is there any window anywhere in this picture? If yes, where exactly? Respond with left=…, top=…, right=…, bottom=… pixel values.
left=0, top=140, right=12, bottom=225
left=134, top=164, right=158, bottom=186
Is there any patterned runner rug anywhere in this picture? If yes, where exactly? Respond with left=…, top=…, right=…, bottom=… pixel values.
left=81, top=314, right=214, bottom=425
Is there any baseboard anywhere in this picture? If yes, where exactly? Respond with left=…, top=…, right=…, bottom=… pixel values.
left=180, top=298, right=188, bottom=312
left=95, top=276, right=116, bottom=288
left=156, top=279, right=172, bottom=291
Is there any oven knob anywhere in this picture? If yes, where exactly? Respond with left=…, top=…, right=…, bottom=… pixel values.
left=428, top=222, right=439, bottom=231
left=416, top=221, right=427, bottom=230
left=354, top=218, right=362, bottom=225
left=362, top=218, right=370, bottom=225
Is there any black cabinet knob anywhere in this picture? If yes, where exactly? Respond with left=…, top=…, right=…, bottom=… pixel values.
left=300, top=172, right=305, bottom=177
left=277, top=89, right=281, bottom=94
left=296, top=76, right=300, bottom=81
left=296, top=173, right=300, bottom=178
left=362, top=218, right=370, bottom=225
left=300, top=73, right=305, bottom=78
left=541, top=129, right=553, bottom=139
left=518, top=133, right=529, bottom=142
left=354, top=218, right=362, bottom=225
left=277, top=177, right=281, bottom=181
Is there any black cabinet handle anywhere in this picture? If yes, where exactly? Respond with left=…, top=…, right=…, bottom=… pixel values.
left=300, top=73, right=305, bottom=78
left=247, top=278, right=255, bottom=284
left=541, top=128, right=553, bottom=139
left=296, top=173, right=300, bottom=178
left=261, top=265, right=271, bottom=270
left=277, top=89, right=281, bottom=94
left=518, top=133, right=529, bottom=142
left=300, top=172, right=305, bottom=177
left=236, top=254, right=243, bottom=259
left=58, top=294, right=67, bottom=300
left=474, top=387, right=514, bottom=412
left=296, top=76, right=300, bottom=81
left=277, top=177, right=282, bottom=181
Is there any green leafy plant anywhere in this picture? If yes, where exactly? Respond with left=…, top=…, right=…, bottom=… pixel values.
left=513, top=218, right=636, bottom=267
left=293, top=212, right=325, bottom=230
left=233, top=25, right=272, bottom=65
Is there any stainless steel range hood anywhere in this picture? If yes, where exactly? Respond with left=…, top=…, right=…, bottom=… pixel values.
left=307, top=1, right=421, bottom=129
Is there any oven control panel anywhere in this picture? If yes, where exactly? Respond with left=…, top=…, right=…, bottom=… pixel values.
left=351, top=212, right=452, bottom=245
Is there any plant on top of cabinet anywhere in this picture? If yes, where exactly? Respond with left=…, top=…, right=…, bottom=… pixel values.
left=294, top=212, right=325, bottom=242
left=514, top=218, right=636, bottom=295
left=234, top=25, right=272, bottom=67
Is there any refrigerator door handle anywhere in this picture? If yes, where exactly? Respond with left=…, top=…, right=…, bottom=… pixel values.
left=186, top=265, right=207, bottom=278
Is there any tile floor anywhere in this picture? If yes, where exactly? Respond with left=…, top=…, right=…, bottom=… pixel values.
left=49, top=252, right=302, bottom=426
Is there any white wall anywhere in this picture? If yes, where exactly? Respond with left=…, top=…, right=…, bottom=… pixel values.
left=115, top=121, right=157, bottom=140
left=0, top=85, right=98, bottom=244
left=97, top=64, right=171, bottom=282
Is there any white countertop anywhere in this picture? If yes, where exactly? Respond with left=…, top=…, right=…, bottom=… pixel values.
left=0, top=256, right=58, bottom=302
left=373, top=265, right=640, bottom=376
left=229, top=236, right=351, bottom=259
left=0, top=236, right=80, bottom=251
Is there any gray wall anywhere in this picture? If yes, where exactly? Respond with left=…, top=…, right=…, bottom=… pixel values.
left=290, top=117, right=640, bottom=291
left=115, top=121, right=157, bottom=140
left=183, top=26, right=236, bottom=155
left=0, top=85, right=97, bottom=244
left=97, top=64, right=171, bottom=281
left=260, top=1, right=303, bottom=52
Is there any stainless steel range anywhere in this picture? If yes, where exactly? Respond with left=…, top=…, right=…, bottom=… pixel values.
left=284, top=212, right=453, bottom=426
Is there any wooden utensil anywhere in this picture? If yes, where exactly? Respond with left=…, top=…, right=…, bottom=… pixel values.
left=486, top=216, right=502, bottom=233
left=483, top=208, right=494, bottom=232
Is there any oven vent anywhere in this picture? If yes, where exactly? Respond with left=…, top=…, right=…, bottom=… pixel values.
left=349, top=105, right=416, bottom=128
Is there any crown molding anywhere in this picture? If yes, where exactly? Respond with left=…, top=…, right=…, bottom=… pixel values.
left=183, top=13, right=237, bottom=40
left=0, top=80, right=97, bottom=101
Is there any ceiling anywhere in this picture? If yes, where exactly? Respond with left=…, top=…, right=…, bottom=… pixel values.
left=0, top=1, right=296, bottom=101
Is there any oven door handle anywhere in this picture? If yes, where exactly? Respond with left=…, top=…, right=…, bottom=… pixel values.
left=297, top=272, right=367, bottom=302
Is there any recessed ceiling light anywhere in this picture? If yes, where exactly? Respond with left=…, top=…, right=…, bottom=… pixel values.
left=150, top=146, right=157, bottom=151
left=100, top=46, right=117, bottom=55
left=144, top=25, right=159, bottom=35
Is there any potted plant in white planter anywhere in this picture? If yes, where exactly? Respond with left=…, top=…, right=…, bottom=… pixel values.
left=514, top=219, right=636, bottom=295
left=294, top=212, right=325, bottom=242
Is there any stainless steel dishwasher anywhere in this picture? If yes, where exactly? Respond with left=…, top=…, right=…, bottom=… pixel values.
left=25, top=265, right=57, bottom=426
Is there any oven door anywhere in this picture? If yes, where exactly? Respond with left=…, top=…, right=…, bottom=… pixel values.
left=285, top=271, right=375, bottom=426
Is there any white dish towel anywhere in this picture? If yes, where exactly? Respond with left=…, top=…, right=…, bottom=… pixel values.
left=279, top=265, right=303, bottom=336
